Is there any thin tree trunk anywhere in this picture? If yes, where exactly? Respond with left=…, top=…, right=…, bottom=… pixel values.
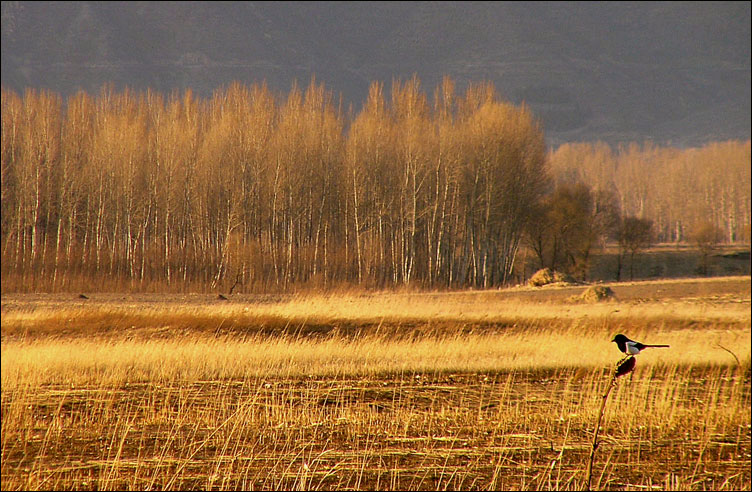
left=352, top=170, right=362, bottom=283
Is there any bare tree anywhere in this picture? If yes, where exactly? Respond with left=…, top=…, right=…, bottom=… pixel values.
left=689, top=221, right=722, bottom=275
left=615, top=216, right=653, bottom=281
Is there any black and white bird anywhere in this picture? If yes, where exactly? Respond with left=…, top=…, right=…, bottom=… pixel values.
left=612, top=334, right=669, bottom=355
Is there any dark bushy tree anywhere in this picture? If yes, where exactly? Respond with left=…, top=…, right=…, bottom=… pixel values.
left=525, top=183, right=619, bottom=280
left=690, top=221, right=722, bottom=275
left=615, top=216, right=653, bottom=281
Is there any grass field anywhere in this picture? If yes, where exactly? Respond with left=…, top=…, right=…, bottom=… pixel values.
left=2, top=276, right=750, bottom=490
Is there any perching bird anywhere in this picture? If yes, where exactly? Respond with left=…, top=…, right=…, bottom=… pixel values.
left=612, top=334, right=669, bottom=355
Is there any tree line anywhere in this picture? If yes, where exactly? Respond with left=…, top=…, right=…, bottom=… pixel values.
left=1, top=78, right=549, bottom=291
left=1, top=79, right=749, bottom=292
left=549, top=140, right=750, bottom=245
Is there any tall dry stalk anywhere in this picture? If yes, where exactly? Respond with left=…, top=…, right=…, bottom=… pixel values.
left=586, top=355, right=635, bottom=490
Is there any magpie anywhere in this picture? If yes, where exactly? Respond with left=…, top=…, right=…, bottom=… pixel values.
left=612, top=334, right=669, bottom=355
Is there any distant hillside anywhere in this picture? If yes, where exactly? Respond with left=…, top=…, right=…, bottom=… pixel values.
left=2, top=1, right=750, bottom=146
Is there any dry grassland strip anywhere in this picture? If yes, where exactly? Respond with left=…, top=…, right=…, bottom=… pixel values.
left=1, top=276, right=750, bottom=490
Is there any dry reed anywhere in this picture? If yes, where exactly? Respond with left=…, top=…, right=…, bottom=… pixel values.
left=2, top=277, right=750, bottom=490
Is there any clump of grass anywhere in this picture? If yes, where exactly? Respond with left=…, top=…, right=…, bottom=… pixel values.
left=527, top=268, right=577, bottom=287
left=576, top=285, right=616, bottom=303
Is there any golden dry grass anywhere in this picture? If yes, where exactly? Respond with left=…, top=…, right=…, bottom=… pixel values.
left=2, top=321, right=750, bottom=390
left=2, top=276, right=749, bottom=339
left=1, top=276, right=750, bottom=490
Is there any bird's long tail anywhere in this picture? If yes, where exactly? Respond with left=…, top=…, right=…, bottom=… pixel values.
left=644, top=344, right=670, bottom=348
